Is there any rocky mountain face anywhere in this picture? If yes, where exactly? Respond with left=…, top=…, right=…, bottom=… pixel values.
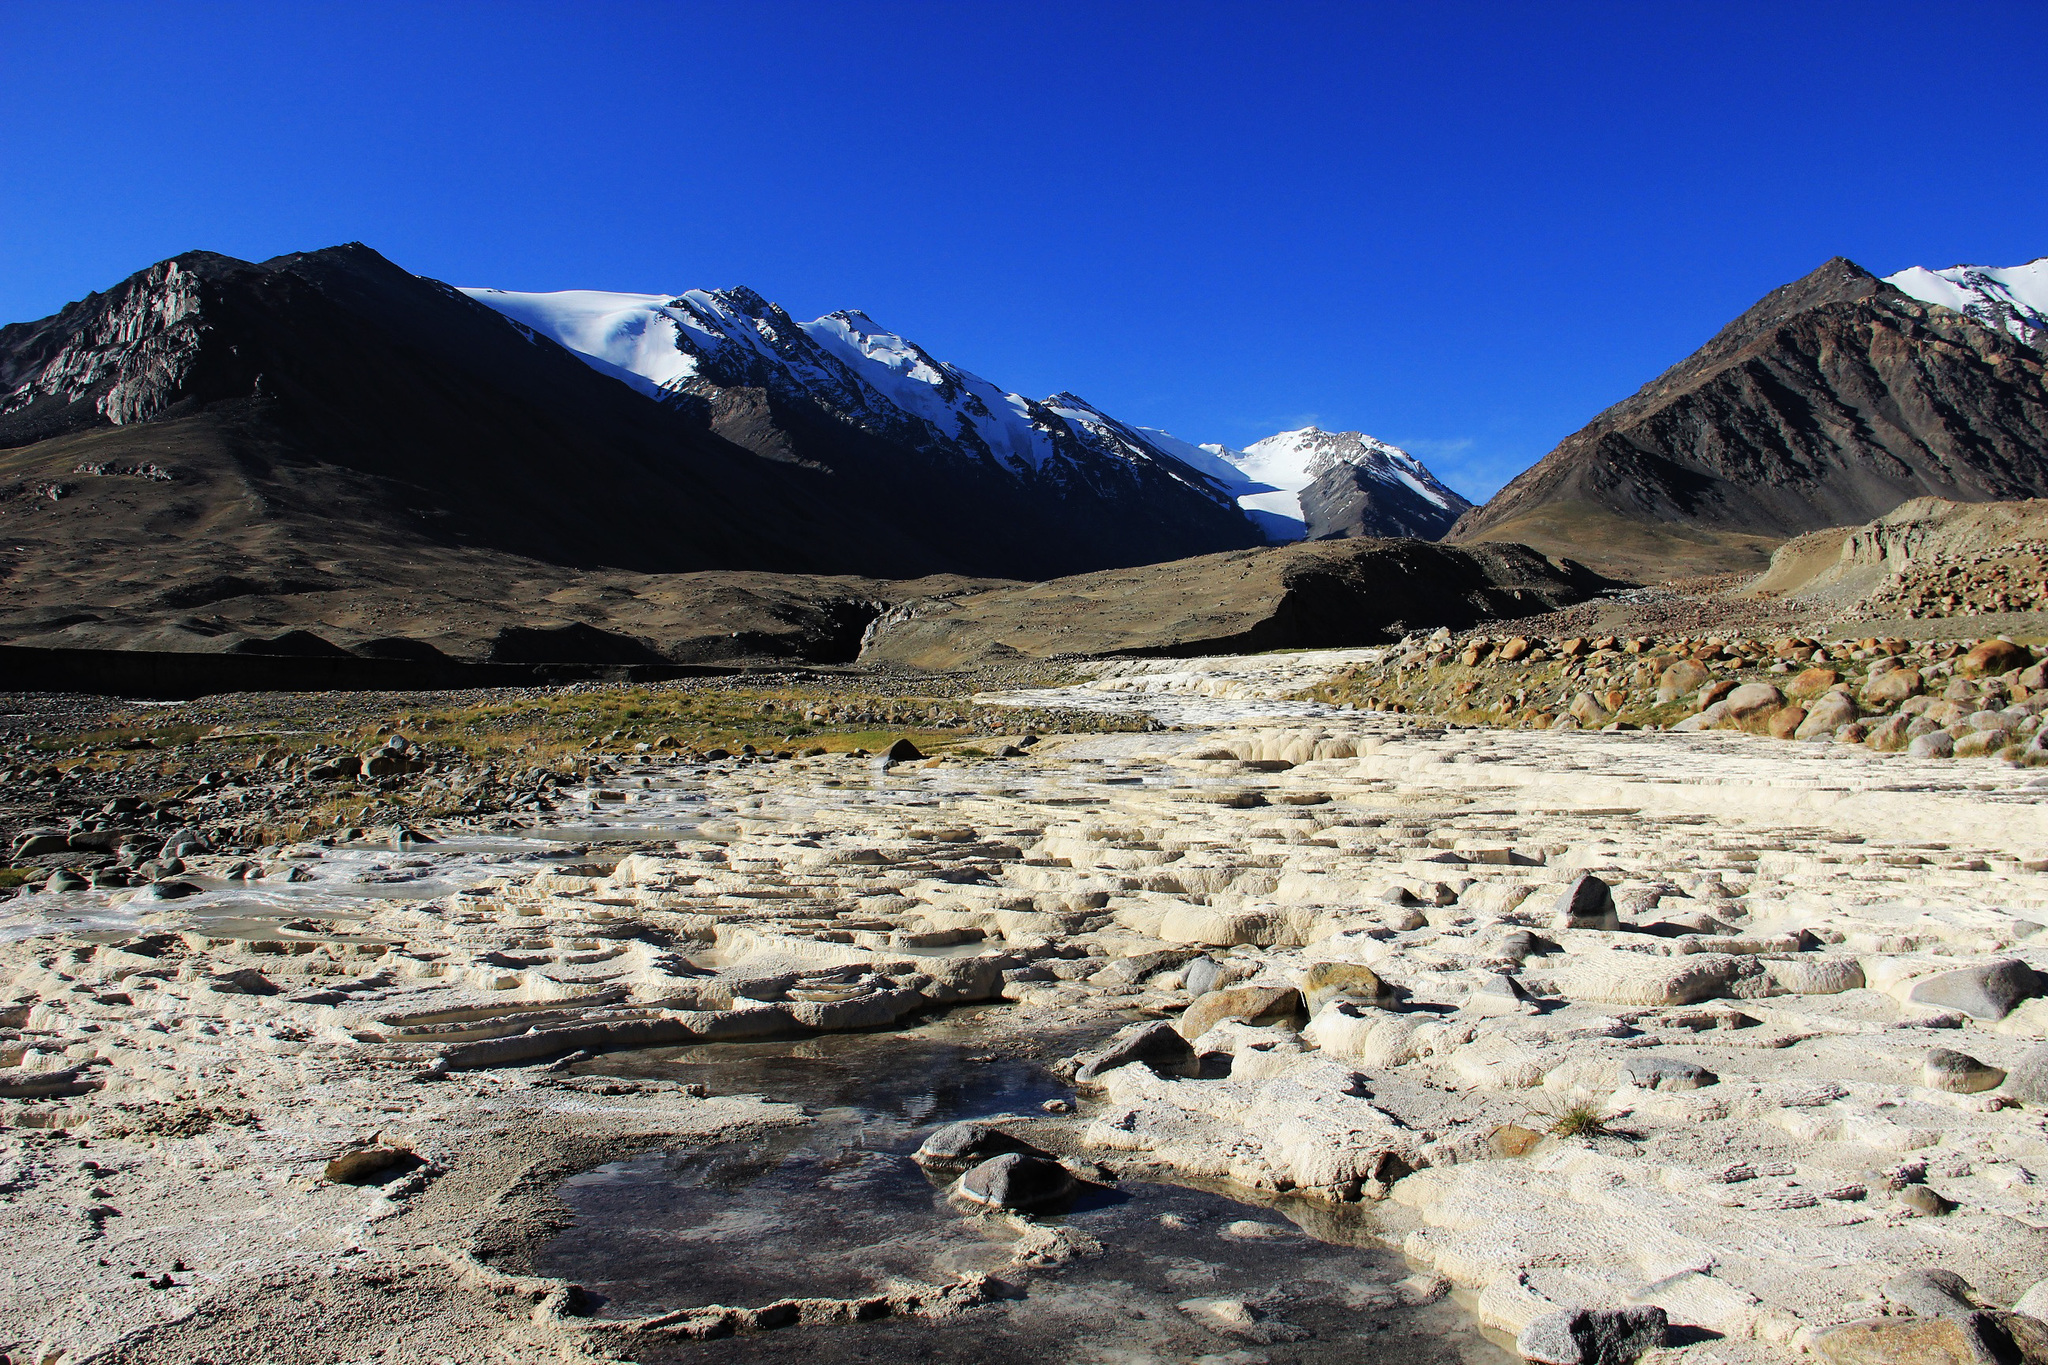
left=1448, top=257, right=2048, bottom=580
left=0, top=246, right=1261, bottom=587
left=1137, top=426, right=1470, bottom=542
left=461, top=285, right=1260, bottom=551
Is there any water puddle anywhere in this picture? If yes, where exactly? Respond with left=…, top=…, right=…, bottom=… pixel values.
left=538, top=1020, right=1509, bottom=1364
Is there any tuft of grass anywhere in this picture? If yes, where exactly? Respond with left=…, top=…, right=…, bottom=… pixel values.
left=1546, top=1103, right=1613, bottom=1140
left=0, top=868, right=30, bottom=889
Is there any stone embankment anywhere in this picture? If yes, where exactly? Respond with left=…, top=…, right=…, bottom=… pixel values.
left=1329, top=629, right=2048, bottom=763
left=3, top=717, right=2047, bottom=1362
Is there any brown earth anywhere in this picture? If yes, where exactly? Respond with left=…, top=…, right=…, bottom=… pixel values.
left=855, top=538, right=1610, bottom=670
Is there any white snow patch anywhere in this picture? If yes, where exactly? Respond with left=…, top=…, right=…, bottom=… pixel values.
left=1885, top=259, right=2048, bottom=342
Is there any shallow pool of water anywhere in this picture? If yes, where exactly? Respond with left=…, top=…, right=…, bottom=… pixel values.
left=539, top=1021, right=1510, bottom=1365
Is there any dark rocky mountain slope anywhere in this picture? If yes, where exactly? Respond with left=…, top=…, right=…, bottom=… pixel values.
left=1447, top=258, right=2048, bottom=580
left=0, top=245, right=1262, bottom=659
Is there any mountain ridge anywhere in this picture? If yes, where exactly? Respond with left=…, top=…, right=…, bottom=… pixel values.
left=1447, top=256, right=2048, bottom=579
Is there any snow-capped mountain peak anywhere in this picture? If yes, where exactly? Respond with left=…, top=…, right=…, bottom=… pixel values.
left=460, top=285, right=1235, bottom=492
left=1884, top=258, right=2048, bottom=344
left=1138, top=425, right=1471, bottom=542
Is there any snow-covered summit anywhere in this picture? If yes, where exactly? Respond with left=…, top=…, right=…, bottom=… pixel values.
left=460, top=285, right=1234, bottom=502
left=1140, top=425, right=1470, bottom=541
left=1885, top=258, right=2048, bottom=344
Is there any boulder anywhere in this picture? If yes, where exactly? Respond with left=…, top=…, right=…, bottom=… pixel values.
left=1863, top=667, right=1926, bottom=706
left=1908, top=958, right=2040, bottom=1020
left=1881, top=1269, right=1977, bottom=1318
left=955, top=1152, right=1075, bottom=1211
left=1812, top=1313, right=2009, bottom=1365
left=1554, top=873, right=1619, bottom=931
left=1570, top=693, right=1615, bottom=726
left=1184, top=956, right=1243, bottom=997
left=1767, top=705, right=1807, bottom=739
left=1699, top=678, right=1739, bottom=708
left=1071, top=1020, right=1194, bottom=1084
left=11, top=831, right=67, bottom=858
left=1909, top=731, right=1957, bottom=759
left=1177, top=985, right=1303, bottom=1040
left=2002, top=1043, right=2048, bottom=1104
left=1960, top=640, right=2033, bottom=678
left=1723, top=682, right=1788, bottom=733
left=1787, top=667, right=1842, bottom=700
left=1516, top=1305, right=1669, bottom=1365
left=1796, top=691, right=1860, bottom=739
left=1866, top=714, right=1915, bottom=752
left=1655, top=659, right=1710, bottom=702
left=883, top=738, right=926, bottom=762
left=1954, top=729, right=2013, bottom=758
left=914, top=1121, right=1047, bottom=1169
left=46, top=869, right=88, bottom=892
left=1301, top=961, right=1393, bottom=1012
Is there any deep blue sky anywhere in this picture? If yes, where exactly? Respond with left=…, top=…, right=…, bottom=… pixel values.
left=4, top=2, right=2044, bottom=499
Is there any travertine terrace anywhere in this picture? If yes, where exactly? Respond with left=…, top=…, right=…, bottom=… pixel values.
left=3, top=663, right=2047, bottom=1363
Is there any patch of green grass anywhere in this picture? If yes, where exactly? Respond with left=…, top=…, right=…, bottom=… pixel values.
left=0, top=868, right=30, bottom=889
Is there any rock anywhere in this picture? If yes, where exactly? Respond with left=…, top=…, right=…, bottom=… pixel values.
left=2002, top=1044, right=2048, bottom=1104
left=1488, top=1123, right=1545, bottom=1157
left=137, top=879, right=203, bottom=901
left=388, top=826, right=435, bottom=848
left=1655, top=658, right=1709, bottom=702
left=1071, top=1020, right=1195, bottom=1084
left=955, top=1152, right=1075, bottom=1211
left=325, top=1144, right=412, bottom=1184
left=45, top=869, right=88, bottom=892
left=1991, top=1313, right=2048, bottom=1365
left=1554, top=873, right=1619, bottom=931
left=1184, top=956, right=1239, bottom=997
left=1699, top=678, right=1739, bottom=708
left=1570, top=693, right=1615, bottom=726
left=1788, top=667, right=1842, bottom=700
left=914, top=1121, right=1047, bottom=1168
left=158, top=829, right=209, bottom=858
left=1177, top=985, right=1304, bottom=1040
left=1495, top=929, right=1560, bottom=963
left=1301, top=961, right=1393, bottom=1012
left=1955, top=729, right=2013, bottom=758
left=11, top=831, right=67, bottom=858
left=1797, top=691, right=1860, bottom=738
left=1899, top=1184, right=1957, bottom=1216
left=1863, top=667, right=1926, bottom=706
left=1463, top=971, right=1538, bottom=1016
left=1723, top=682, right=1789, bottom=732
left=1882, top=1269, right=1977, bottom=1318
left=883, top=738, right=925, bottom=762
left=1621, top=1056, right=1716, bottom=1090
left=1867, top=714, right=1915, bottom=751
left=1813, top=1314, right=2006, bottom=1364
left=1909, top=731, right=1957, bottom=758
left=1515, top=1305, right=1669, bottom=1365
left=1961, top=640, right=2033, bottom=678
left=1908, top=958, right=2040, bottom=1020
left=1768, top=705, right=1808, bottom=739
